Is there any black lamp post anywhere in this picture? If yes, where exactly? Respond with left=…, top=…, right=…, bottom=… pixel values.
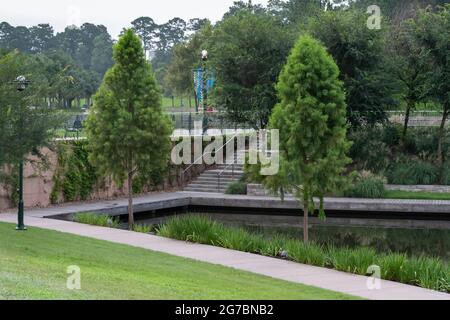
left=201, top=50, right=208, bottom=134
left=13, top=75, right=31, bottom=231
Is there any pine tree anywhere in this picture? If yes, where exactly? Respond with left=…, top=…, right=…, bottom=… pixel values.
left=85, top=29, right=172, bottom=229
left=268, top=35, right=351, bottom=243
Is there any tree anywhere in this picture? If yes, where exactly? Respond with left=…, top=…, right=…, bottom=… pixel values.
left=412, top=5, right=450, bottom=166
left=223, top=0, right=267, bottom=18
left=209, top=11, right=294, bottom=128
left=91, top=33, right=113, bottom=77
left=267, top=35, right=351, bottom=243
left=85, top=30, right=172, bottom=229
left=267, top=0, right=333, bottom=25
left=187, top=18, right=210, bottom=32
left=131, top=17, right=157, bottom=57
left=0, top=50, right=64, bottom=171
left=389, top=19, right=429, bottom=140
left=165, top=23, right=213, bottom=98
left=306, top=9, right=397, bottom=127
left=29, top=24, right=54, bottom=53
left=157, top=18, right=187, bottom=52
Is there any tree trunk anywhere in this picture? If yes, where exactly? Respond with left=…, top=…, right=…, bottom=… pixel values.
left=437, top=107, right=449, bottom=166
left=303, top=204, right=309, bottom=243
left=402, top=101, right=413, bottom=140
left=127, top=171, right=134, bottom=230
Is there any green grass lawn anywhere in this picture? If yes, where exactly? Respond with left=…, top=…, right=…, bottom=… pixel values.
left=162, top=96, right=194, bottom=108
left=0, top=222, right=357, bottom=300
left=384, top=190, right=450, bottom=200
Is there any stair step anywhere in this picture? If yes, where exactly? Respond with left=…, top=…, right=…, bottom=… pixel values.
left=184, top=188, right=226, bottom=193
left=206, top=170, right=244, bottom=174
left=193, top=178, right=237, bottom=183
left=187, top=182, right=233, bottom=188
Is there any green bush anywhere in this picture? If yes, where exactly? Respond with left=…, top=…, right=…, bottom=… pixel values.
left=74, top=212, right=119, bottom=228
left=344, top=171, right=386, bottom=198
left=157, top=214, right=224, bottom=244
left=381, top=124, right=402, bottom=148
left=388, top=161, right=440, bottom=185
left=156, top=215, right=450, bottom=293
left=133, top=224, right=152, bottom=234
left=441, top=163, right=450, bottom=185
left=327, top=246, right=377, bottom=275
left=348, top=128, right=391, bottom=173
left=403, top=127, right=446, bottom=159
left=225, top=181, right=247, bottom=195
left=284, top=239, right=327, bottom=267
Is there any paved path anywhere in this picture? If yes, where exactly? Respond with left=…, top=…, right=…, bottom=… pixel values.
left=0, top=212, right=449, bottom=300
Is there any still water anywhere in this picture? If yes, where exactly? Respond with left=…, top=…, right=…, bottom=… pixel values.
left=133, top=212, right=450, bottom=262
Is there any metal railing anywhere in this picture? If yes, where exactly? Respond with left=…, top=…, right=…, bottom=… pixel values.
left=181, top=133, right=239, bottom=188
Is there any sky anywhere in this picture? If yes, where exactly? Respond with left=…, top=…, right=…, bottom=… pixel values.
left=1, top=0, right=270, bottom=38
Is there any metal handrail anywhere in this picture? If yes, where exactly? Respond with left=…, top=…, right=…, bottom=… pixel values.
left=217, top=148, right=248, bottom=192
left=217, top=159, right=237, bottom=193
left=181, top=133, right=239, bottom=187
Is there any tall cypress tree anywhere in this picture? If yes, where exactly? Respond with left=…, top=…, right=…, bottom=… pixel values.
left=85, top=29, right=172, bottom=229
left=268, top=35, right=351, bottom=243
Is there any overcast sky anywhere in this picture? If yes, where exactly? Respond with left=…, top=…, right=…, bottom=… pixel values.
left=1, top=0, right=270, bottom=38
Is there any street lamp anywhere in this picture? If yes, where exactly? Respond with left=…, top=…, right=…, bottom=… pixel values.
left=201, top=50, right=208, bottom=134
left=13, top=75, right=31, bottom=231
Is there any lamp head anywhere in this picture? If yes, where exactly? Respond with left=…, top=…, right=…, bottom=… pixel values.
left=201, top=50, right=208, bottom=61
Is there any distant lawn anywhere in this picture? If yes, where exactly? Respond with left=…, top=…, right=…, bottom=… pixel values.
left=385, top=190, right=450, bottom=201
left=162, top=96, right=194, bottom=108
left=0, top=222, right=357, bottom=300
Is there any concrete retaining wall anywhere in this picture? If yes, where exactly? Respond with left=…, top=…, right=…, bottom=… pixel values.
left=0, top=148, right=207, bottom=211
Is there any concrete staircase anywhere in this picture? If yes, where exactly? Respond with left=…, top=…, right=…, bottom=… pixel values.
left=184, top=151, right=245, bottom=193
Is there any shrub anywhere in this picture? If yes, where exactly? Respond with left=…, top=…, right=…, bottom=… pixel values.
left=225, top=181, right=247, bottom=195
left=284, top=239, right=327, bottom=267
left=388, top=161, right=440, bottom=185
left=218, top=228, right=266, bottom=253
left=403, top=127, right=446, bottom=159
left=381, top=124, right=401, bottom=147
left=344, top=171, right=386, bottom=198
left=348, top=128, right=391, bottom=173
left=74, top=212, right=119, bottom=228
left=327, top=246, right=377, bottom=275
left=398, top=256, right=450, bottom=292
left=441, top=163, right=450, bottom=185
left=379, top=253, right=408, bottom=282
left=133, top=224, right=152, bottom=234
left=156, top=214, right=223, bottom=244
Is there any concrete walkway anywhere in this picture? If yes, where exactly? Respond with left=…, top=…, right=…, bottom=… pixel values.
left=0, top=212, right=449, bottom=300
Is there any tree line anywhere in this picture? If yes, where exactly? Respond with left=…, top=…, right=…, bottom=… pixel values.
left=0, top=16, right=209, bottom=107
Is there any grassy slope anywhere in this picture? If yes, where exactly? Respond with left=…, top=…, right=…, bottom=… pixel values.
left=0, top=222, right=357, bottom=300
left=384, top=190, right=450, bottom=200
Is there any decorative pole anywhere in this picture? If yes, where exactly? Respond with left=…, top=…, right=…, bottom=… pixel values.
left=13, top=75, right=31, bottom=231
left=201, top=50, right=208, bottom=134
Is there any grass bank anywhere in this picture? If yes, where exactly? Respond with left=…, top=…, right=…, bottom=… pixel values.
left=384, top=190, right=450, bottom=200
left=157, top=215, right=450, bottom=293
left=0, top=222, right=356, bottom=300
